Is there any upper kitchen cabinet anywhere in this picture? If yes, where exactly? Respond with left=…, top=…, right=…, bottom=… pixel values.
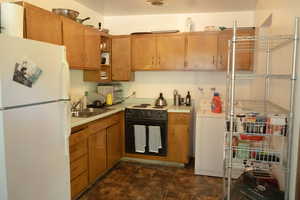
left=132, top=34, right=157, bottom=70
left=84, top=27, right=101, bottom=70
left=84, top=33, right=112, bottom=82
left=156, top=34, right=185, bottom=70
left=17, top=2, right=62, bottom=45
left=218, top=28, right=255, bottom=71
left=112, top=36, right=133, bottom=81
left=62, top=17, right=85, bottom=69
left=185, top=32, right=218, bottom=70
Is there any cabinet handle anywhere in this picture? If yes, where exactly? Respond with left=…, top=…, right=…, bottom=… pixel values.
left=213, top=56, right=215, bottom=64
left=184, top=61, right=188, bottom=67
left=220, top=56, right=223, bottom=65
left=158, top=56, right=160, bottom=66
left=152, top=57, right=154, bottom=66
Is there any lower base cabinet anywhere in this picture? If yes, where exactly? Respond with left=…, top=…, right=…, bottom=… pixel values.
left=71, top=172, right=89, bottom=198
left=69, top=112, right=122, bottom=199
left=107, top=122, right=122, bottom=168
left=88, top=129, right=107, bottom=183
left=167, top=113, right=191, bottom=164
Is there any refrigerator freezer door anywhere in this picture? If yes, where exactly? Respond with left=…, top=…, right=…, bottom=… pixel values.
left=0, top=35, right=67, bottom=108
left=1, top=102, right=71, bottom=200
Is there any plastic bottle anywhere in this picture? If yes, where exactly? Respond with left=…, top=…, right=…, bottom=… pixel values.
left=106, top=93, right=113, bottom=106
left=82, top=91, right=88, bottom=109
left=211, top=92, right=222, bottom=113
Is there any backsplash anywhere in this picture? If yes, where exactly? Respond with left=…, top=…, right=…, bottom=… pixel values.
left=70, top=70, right=97, bottom=101
left=121, top=71, right=252, bottom=106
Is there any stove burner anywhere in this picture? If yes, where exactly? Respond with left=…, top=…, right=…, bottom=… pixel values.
left=133, top=104, right=151, bottom=108
left=152, top=106, right=165, bottom=109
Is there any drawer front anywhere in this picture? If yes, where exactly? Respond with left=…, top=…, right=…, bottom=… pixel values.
left=89, top=112, right=121, bottom=134
left=168, top=113, right=191, bottom=124
left=70, top=155, right=88, bottom=180
left=69, top=140, right=88, bottom=162
left=71, top=171, right=88, bottom=199
left=69, top=128, right=90, bottom=146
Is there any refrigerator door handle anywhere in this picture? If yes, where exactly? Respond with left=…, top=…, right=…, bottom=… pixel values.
left=61, top=46, right=70, bottom=101
left=60, top=101, right=71, bottom=157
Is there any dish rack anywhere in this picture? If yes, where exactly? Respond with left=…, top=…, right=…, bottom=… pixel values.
left=223, top=18, right=299, bottom=200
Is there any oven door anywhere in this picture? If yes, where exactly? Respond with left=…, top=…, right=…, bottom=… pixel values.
left=125, top=120, right=167, bottom=156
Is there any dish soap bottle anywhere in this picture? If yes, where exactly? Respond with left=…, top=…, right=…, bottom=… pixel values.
left=82, top=91, right=88, bottom=109
left=106, top=93, right=113, bottom=106
left=211, top=92, right=222, bottom=113
left=186, top=91, right=191, bottom=106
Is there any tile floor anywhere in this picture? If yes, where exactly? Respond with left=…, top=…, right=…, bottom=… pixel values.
left=79, top=161, right=223, bottom=200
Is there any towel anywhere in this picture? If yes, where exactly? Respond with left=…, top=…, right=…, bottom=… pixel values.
left=134, top=125, right=146, bottom=153
left=149, top=126, right=162, bottom=153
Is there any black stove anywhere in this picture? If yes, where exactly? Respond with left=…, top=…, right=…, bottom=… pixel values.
left=125, top=107, right=168, bottom=156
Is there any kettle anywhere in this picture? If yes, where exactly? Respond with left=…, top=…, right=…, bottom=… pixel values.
left=155, top=93, right=167, bottom=107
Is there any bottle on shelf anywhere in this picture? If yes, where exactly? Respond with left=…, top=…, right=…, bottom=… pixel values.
left=186, top=91, right=191, bottom=106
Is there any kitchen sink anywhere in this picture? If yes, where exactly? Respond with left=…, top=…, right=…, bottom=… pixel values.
left=72, top=108, right=114, bottom=118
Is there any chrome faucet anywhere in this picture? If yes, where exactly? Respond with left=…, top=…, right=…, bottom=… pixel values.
left=71, top=99, right=83, bottom=112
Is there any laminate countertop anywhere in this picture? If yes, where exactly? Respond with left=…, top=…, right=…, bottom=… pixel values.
left=71, top=103, right=193, bottom=128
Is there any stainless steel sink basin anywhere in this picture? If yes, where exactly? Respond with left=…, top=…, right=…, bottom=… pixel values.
left=72, top=108, right=114, bottom=118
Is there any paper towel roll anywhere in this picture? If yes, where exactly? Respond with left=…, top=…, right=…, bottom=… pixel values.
left=1, top=3, right=24, bottom=38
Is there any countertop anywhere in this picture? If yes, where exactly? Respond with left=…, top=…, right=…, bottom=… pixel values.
left=71, top=103, right=193, bottom=128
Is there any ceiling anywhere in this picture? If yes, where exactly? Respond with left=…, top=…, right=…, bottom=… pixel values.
left=75, top=0, right=257, bottom=16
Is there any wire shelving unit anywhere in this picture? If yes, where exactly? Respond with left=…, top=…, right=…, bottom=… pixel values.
left=223, top=17, right=299, bottom=200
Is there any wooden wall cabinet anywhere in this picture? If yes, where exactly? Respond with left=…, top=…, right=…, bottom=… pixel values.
left=132, top=35, right=157, bottom=70
left=112, top=36, right=133, bottom=81
left=84, top=34, right=112, bottom=82
left=167, top=113, right=191, bottom=164
left=132, top=33, right=185, bottom=71
left=84, top=27, right=101, bottom=70
left=185, top=32, right=218, bottom=70
left=218, top=28, right=255, bottom=71
left=17, top=2, right=62, bottom=45
left=156, top=34, right=185, bottom=70
left=62, top=17, right=85, bottom=69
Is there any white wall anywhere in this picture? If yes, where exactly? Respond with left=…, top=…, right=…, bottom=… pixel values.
left=3, top=0, right=103, bottom=98
left=103, top=11, right=255, bottom=35
left=104, top=11, right=255, bottom=102
left=254, top=0, right=300, bottom=199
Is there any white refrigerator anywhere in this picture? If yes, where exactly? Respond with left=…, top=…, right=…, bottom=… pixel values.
left=0, top=35, right=71, bottom=200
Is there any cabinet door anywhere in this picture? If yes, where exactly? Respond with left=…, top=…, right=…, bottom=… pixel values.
left=88, top=129, right=107, bottom=183
left=132, top=35, right=157, bottom=70
left=24, top=4, right=62, bottom=45
left=185, top=32, right=218, bottom=70
left=84, top=27, right=101, bottom=70
left=112, top=36, right=133, bottom=81
left=157, top=34, right=185, bottom=70
left=168, top=113, right=190, bottom=164
left=217, top=28, right=255, bottom=71
left=62, top=18, right=85, bottom=69
left=107, top=122, right=122, bottom=168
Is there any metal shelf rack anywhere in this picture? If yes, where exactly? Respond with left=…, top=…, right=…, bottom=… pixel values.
left=224, top=17, right=299, bottom=200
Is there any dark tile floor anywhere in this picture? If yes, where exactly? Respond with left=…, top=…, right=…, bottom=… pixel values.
left=80, top=161, right=223, bottom=200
